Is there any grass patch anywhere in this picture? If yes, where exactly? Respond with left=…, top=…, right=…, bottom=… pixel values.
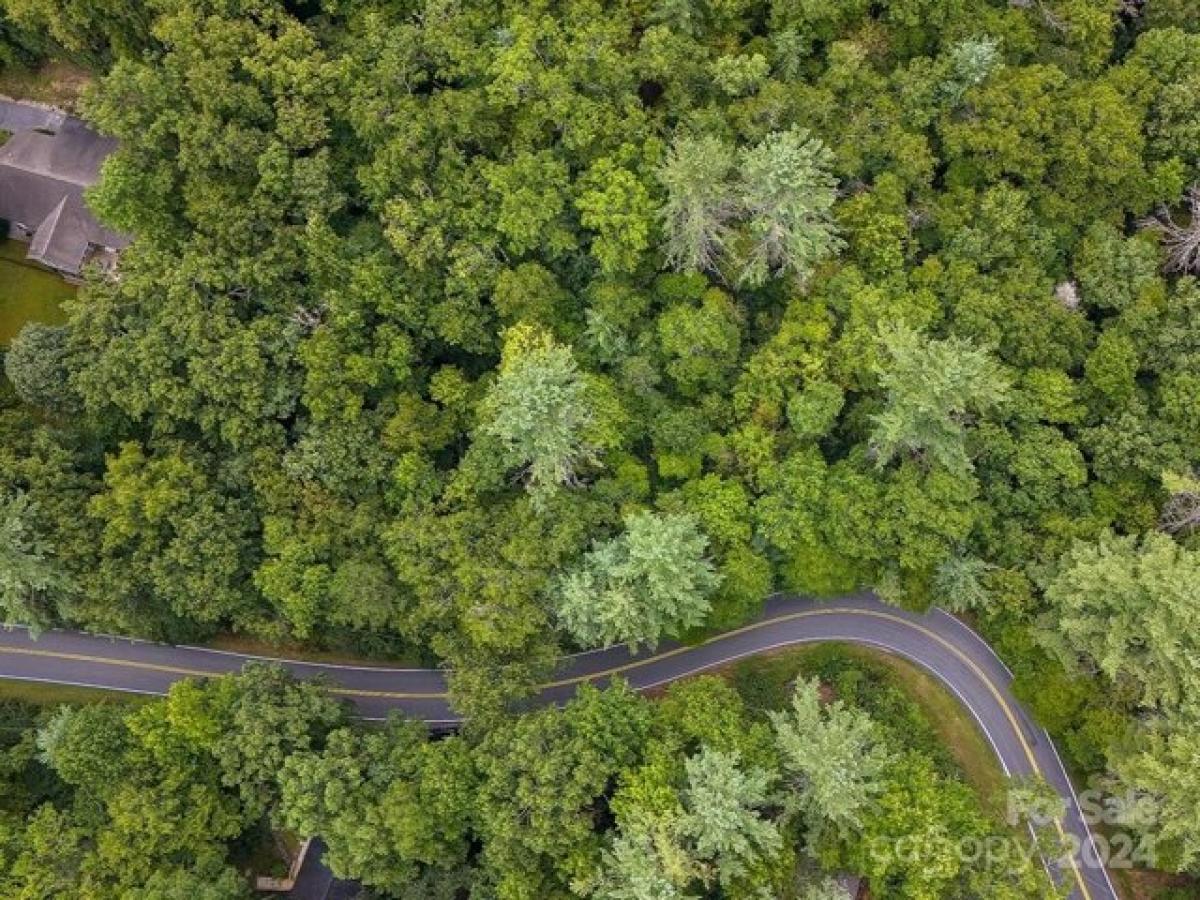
left=854, top=648, right=1007, bottom=810
left=0, top=61, right=93, bottom=111
left=724, top=643, right=1009, bottom=820
left=0, top=678, right=152, bottom=709
left=0, top=239, right=74, bottom=346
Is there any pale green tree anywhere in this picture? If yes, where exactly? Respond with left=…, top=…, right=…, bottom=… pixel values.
left=931, top=554, right=995, bottom=613
left=557, top=511, right=720, bottom=650
left=734, top=128, right=843, bottom=288
left=678, top=747, right=782, bottom=889
left=1041, top=532, right=1200, bottom=715
left=797, top=876, right=852, bottom=900
left=870, top=325, right=1010, bottom=474
left=657, top=135, right=738, bottom=273
left=939, top=38, right=1000, bottom=105
left=1113, top=714, right=1200, bottom=871
left=770, top=678, right=891, bottom=836
left=479, top=324, right=599, bottom=503
left=591, top=825, right=700, bottom=900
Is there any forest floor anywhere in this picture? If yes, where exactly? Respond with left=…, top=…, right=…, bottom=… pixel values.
left=0, top=60, right=92, bottom=111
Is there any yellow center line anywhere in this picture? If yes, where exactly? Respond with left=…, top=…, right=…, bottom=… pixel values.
left=0, top=609, right=1096, bottom=898
left=0, top=645, right=448, bottom=700
left=0, top=645, right=220, bottom=679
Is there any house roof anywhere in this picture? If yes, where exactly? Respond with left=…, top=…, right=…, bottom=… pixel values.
left=0, top=113, right=129, bottom=276
left=287, top=841, right=360, bottom=900
left=28, top=196, right=92, bottom=273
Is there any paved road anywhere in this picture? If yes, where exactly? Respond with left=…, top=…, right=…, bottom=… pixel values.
left=0, top=592, right=1117, bottom=900
left=0, top=97, right=65, bottom=133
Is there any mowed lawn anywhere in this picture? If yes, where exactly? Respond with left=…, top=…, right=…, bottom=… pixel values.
left=0, top=239, right=74, bottom=346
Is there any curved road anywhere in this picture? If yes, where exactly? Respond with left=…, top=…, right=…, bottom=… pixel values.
left=0, top=593, right=1117, bottom=900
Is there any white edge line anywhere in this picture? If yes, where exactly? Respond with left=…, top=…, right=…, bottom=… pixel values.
left=931, top=608, right=1018, bottom=680
left=1044, top=728, right=1121, bottom=898
left=930, top=609, right=1114, bottom=896
left=0, top=608, right=1121, bottom=898
left=0, top=622, right=437, bottom=674
left=1, top=596, right=978, bottom=678
left=0, top=674, right=166, bottom=699
left=627, top=634, right=1012, bottom=777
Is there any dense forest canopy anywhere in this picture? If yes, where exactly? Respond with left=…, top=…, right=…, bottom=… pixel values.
left=2, top=0, right=1200, bottom=894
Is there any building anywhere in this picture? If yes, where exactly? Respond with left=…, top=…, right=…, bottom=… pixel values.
left=0, top=107, right=129, bottom=280
left=285, top=841, right=361, bottom=900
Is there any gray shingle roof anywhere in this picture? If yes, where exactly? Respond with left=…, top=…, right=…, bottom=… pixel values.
left=0, top=110, right=129, bottom=277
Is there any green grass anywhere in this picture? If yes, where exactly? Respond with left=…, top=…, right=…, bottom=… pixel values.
left=0, top=678, right=151, bottom=708
left=0, top=240, right=75, bottom=346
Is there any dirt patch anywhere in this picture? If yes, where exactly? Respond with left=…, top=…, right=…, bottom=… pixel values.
left=0, top=61, right=94, bottom=112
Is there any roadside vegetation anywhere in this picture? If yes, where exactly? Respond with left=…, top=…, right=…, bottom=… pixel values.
left=0, top=663, right=1059, bottom=899
left=728, top=644, right=1010, bottom=815
left=1, top=0, right=1199, bottom=895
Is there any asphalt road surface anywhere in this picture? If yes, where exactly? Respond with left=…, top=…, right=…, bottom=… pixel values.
left=0, top=592, right=1118, bottom=900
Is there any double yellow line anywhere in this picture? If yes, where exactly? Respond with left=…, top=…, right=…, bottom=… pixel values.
left=0, top=608, right=1095, bottom=898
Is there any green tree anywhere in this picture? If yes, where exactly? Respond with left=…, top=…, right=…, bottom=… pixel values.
left=870, top=325, right=1010, bottom=475
left=846, top=752, right=992, bottom=899
left=734, top=128, right=843, bottom=288
left=1, top=0, right=149, bottom=62
left=557, top=511, right=720, bottom=650
left=35, top=705, right=130, bottom=801
left=770, top=678, right=891, bottom=836
left=0, top=491, right=71, bottom=631
left=122, top=861, right=250, bottom=900
left=1041, top=531, right=1200, bottom=715
left=279, top=718, right=475, bottom=893
left=3, top=325, right=78, bottom=414
left=209, top=664, right=346, bottom=821
left=87, top=442, right=258, bottom=637
left=577, top=157, right=656, bottom=275
left=472, top=683, right=651, bottom=896
left=4, top=805, right=86, bottom=898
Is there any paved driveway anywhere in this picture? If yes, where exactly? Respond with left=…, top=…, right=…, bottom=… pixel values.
left=0, top=97, right=65, bottom=133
